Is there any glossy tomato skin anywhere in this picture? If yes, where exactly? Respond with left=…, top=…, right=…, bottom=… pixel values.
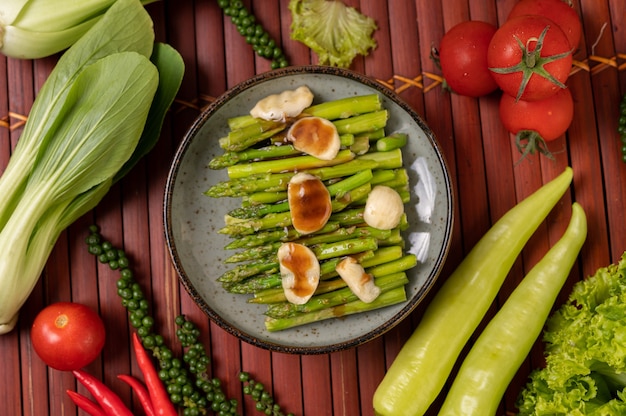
left=499, top=87, right=574, bottom=141
left=31, top=302, right=106, bottom=371
left=507, top=0, right=582, bottom=49
left=439, top=20, right=499, bottom=97
left=488, top=15, right=573, bottom=101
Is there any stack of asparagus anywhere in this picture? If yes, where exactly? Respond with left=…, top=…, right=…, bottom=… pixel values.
left=205, top=92, right=418, bottom=331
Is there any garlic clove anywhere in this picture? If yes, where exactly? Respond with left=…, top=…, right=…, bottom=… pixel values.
left=286, top=116, right=340, bottom=160
left=288, top=172, right=332, bottom=235
left=250, top=85, right=314, bottom=122
left=278, top=242, right=320, bottom=305
left=363, top=185, right=405, bottom=230
left=336, top=256, right=381, bottom=303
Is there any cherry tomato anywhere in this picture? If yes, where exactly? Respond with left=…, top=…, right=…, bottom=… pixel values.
left=507, top=0, right=582, bottom=49
left=438, top=20, right=499, bottom=97
left=499, top=87, right=573, bottom=159
left=488, top=15, right=573, bottom=101
left=31, top=302, right=106, bottom=371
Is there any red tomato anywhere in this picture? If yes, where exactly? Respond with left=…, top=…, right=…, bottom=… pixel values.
left=507, top=0, right=582, bottom=49
left=499, top=87, right=573, bottom=158
left=488, top=15, right=573, bottom=101
left=31, top=302, right=106, bottom=371
left=438, top=20, right=499, bottom=97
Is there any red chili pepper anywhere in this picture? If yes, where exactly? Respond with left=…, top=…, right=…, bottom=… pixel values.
left=132, top=332, right=178, bottom=416
left=117, top=374, right=156, bottom=416
left=66, top=390, right=107, bottom=416
left=72, top=369, right=133, bottom=416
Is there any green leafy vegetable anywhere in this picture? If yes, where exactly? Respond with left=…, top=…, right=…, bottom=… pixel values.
left=288, top=0, right=377, bottom=68
left=0, top=0, right=158, bottom=59
left=0, top=0, right=183, bottom=334
left=516, top=251, right=626, bottom=415
left=115, top=42, right=185, bottom=182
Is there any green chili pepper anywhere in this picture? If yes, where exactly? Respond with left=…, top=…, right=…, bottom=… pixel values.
left=438, top=202, right=587, bottom=416
left=373, top=166, right=574, bottom=416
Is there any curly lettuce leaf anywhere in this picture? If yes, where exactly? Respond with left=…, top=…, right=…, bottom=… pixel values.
left=517, top=252, right=626, bottom=415
left=288, top=0, right=377, bottom=68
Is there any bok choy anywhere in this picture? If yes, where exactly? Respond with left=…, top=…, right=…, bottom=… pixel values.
left=0, top=0, right=184, bottom=334
left=0, top=0, right=158, bottom=59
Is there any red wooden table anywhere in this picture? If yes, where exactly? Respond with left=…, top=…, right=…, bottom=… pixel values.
left=1, top=1, right=625, bottom=415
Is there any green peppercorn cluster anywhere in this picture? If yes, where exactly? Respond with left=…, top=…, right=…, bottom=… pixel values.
left=85, top=226, right=238, bottom=416
left=85, top=225, right=295, bottom=416
left=176, top=315, right=239, bottom=415
left=619, top=93, right=626, bottom=163
left=217, top=0, right=289, bottom=69
left=239, top=372, right=294, bottom=416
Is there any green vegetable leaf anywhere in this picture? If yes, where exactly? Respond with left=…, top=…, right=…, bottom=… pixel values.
left=516, top=252, right=626, bottom=415
left=0, top=0, right=159, bottom=59
left=29, top=51, right=158, bottom=196
left=288, top=0, right=377, bottom=68
left=0, top=0, right=178, bottom=335
left=0, top=0, right=154, bottom=230
left=115, top=42, right=185, bottom=182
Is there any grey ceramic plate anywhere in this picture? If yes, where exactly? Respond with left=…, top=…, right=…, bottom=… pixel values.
left=164, top=66, right=454, bottom=354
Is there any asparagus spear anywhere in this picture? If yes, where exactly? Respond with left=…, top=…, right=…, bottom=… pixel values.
left=376, top=132, right=408, bottom=152
left=209, top=144, right=302, bottom=169
left=205, top=155, right=396, bottom=198
left=224, top=222, right=341, bottom=249
left=225, top=249, right=375, bottom=294
left=219, top=207, right=366, bottom=236
left=333, top=110, right=389, bottom=135
left=265, top=272, right=409, bottom=318
left=226, top=226, right=392, bottom=263
left=226, top=94, right=383, bottom=129
left=228, top=170, right=373, bottom=219
left=264, top=286, right=407, bottom=331
left=219, top=118, right=286, bottom=152
left=220, top=211, right=293, bottom=236
left=312, top=237, right=378, bottom=260
left=304, top=94, right=382, bottom=119
left=225, top=242, right=283, bottom=263
left=217, top=260, right=280, bottom=286
left=243, top=191, right=288, bottom=205
left=326, top=169, right=373, bottom=198
left=218, top=237, right=378, bottom=286
left=248, top=246, right=404, bottom=303
left=356, top=147, right=403, bottom=169
left=227, top=149, right=355, bottom=179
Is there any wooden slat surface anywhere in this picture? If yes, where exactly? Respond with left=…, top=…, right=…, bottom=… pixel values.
left=1, top=1, right=625, bottom=415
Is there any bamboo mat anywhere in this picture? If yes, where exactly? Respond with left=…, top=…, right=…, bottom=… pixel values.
left=1, top=1, right=625, bottom=415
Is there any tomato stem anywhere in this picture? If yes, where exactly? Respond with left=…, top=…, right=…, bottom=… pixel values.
left=515, top=130, right=555, bottom=163
left=525, top=36, right=539, bottom=67
left=490, top=25, right=572, bottom=101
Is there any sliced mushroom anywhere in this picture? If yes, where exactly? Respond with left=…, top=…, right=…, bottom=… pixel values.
left=286, top=116, right=340, bottom=160
left=278, top=242, right=320, bottom=305
left=250, top=85, right=314, bottom=122
left=363, top=185, right=405, bottom=230
left=288, top=172, right=332, bottom=235
left=335, top=256, right=381, bottom=303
